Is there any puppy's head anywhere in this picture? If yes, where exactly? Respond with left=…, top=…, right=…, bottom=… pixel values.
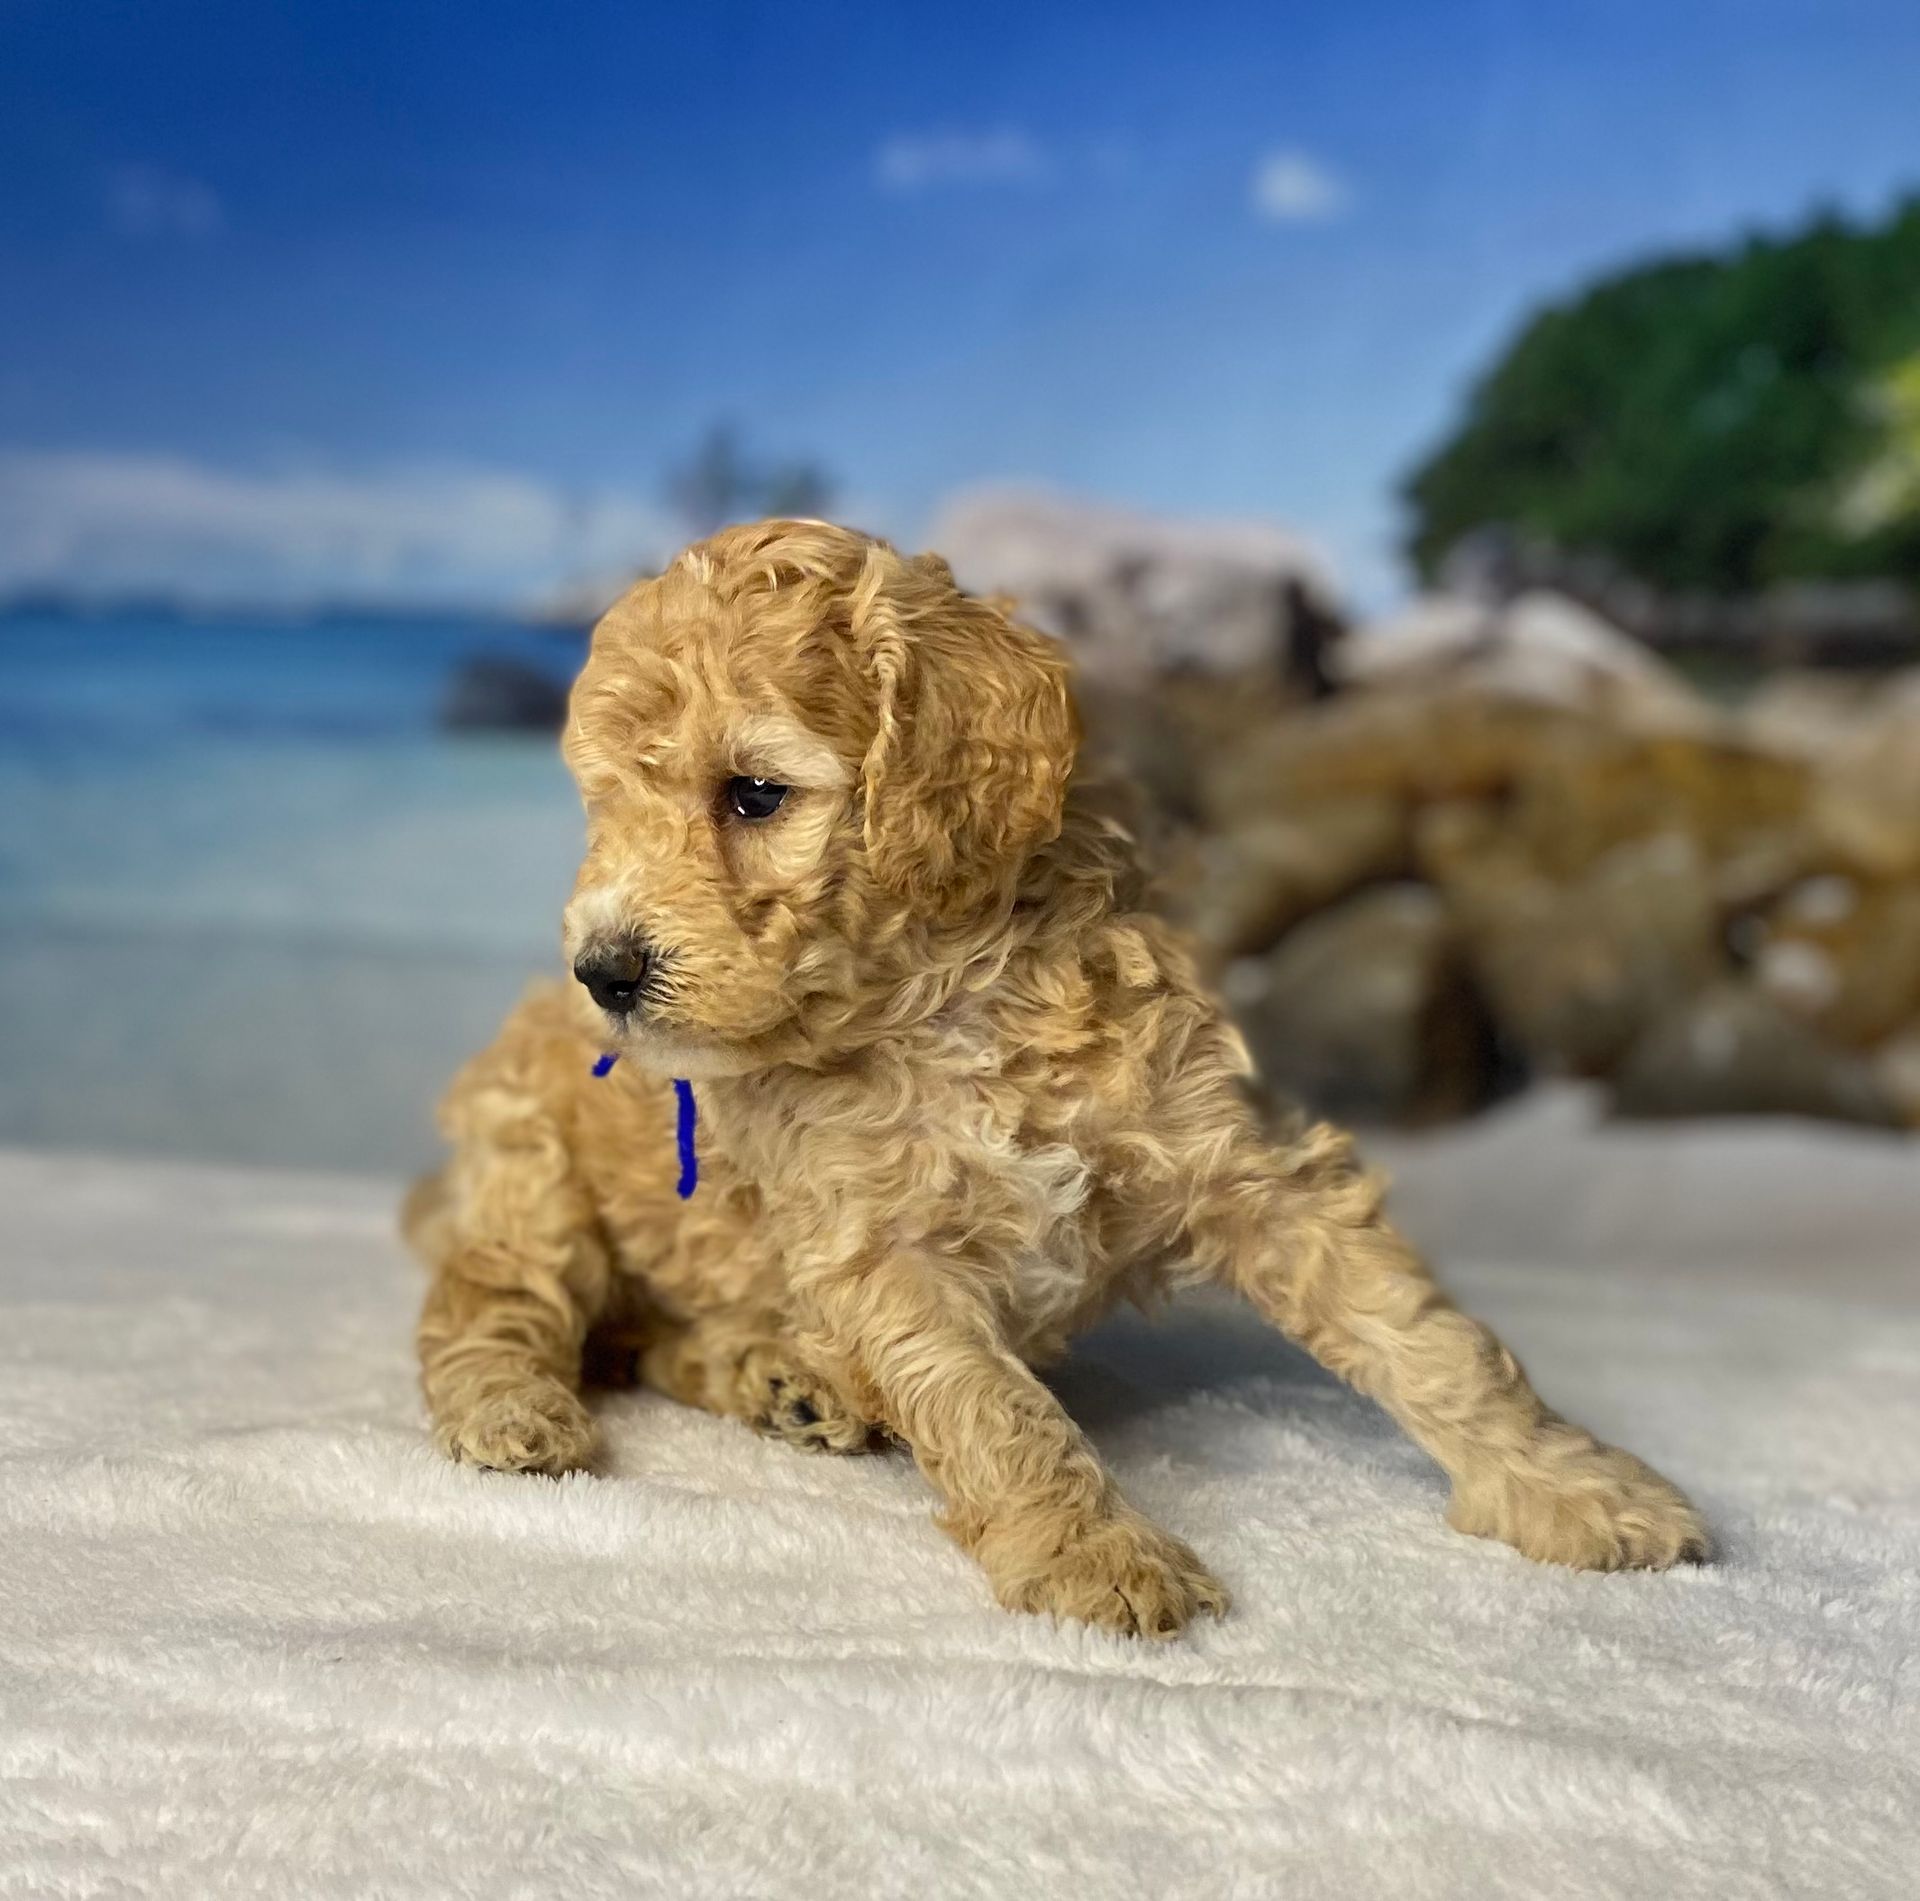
left=562, top=520, right=1075, bottom=1074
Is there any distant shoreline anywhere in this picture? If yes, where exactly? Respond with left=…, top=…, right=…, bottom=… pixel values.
left=0, top=593, right=594, bottom=633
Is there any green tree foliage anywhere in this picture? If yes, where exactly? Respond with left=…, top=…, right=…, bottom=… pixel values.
left=1405, top=199, right=1920, bottom=593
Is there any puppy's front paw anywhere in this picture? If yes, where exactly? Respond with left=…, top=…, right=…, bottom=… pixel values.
left=1448, top=1433, right=1708, bottom=1572
left=982, top=1506, right=1230, bottom=1639
left=437, top=1377, right=596, bottom=1475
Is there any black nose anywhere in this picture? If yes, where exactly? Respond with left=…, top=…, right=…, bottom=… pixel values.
left=573, top=944, right=653, bottom=1015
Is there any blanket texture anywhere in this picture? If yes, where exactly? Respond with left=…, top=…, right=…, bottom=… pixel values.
left=2, top=1095, right=1916, bottom=1899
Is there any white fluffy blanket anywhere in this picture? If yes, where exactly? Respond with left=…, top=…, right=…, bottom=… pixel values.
left=3, top=1097, right=1916, bottom=1899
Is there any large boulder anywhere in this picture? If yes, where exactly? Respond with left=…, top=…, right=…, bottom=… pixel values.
left=1740, top=671, right=1885, bottom=757
left=1208, top=686, right=1808, bottom=890
left=1425, top=823, right=1722, bottom=1077
left=1200, top=688, right=1586, bottom=827
left=1612, top=982, right=1902, bottom=1127
left=1491, top=724, right=1812, bottom=889
left=1077, top=671, right=1298, bottom=830
left=1873, top=1028, right=1920, bottom=1130
left=1811, top=669, right=1920, bottom=877
left=1167, top=794, right=1409, bottom=963
left=1751, top=874, right=1920, bottom=1049
left=1227, top=885, right=1504, bottom=1125
left=1336, top=590, right=1706, bottom=731
left=930, top=487, right=1339, bottom=684
left=441, top=656, right=569, bottom=733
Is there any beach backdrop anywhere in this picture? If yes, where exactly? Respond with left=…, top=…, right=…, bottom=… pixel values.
left=4, top=2, right=1919, bottom=1170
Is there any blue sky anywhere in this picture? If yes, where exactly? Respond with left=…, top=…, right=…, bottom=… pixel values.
left=2, top=0, right=1917, bottom=607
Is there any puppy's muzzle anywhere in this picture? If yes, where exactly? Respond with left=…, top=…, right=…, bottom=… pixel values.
left=573, top=941, right=655, bottom=1017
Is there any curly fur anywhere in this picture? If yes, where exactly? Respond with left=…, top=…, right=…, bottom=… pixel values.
left=409, top=519, right=1707, bottom=1637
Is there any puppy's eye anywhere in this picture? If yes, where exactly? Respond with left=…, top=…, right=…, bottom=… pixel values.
left=725, top=776, right=790, bottom=822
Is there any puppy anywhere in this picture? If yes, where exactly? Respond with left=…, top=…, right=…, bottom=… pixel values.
left=409, top=519, right=1706, bottom=1637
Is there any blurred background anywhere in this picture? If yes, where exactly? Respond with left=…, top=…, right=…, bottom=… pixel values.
left=3, top=0, right=1918, bottom=1174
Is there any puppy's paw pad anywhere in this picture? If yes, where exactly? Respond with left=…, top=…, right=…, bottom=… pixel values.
left=993, top=1512, right=1229, bottom=1639
left=439, top=1381, right=596, bottom=1475
left=1450, top=1441, right=1708, bottom=1572
left=748, top=1366, right=877, bottom=1455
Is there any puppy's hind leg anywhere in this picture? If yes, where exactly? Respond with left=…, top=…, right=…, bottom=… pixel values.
left=636, top=1310, right=881, bottom=1454
left=1159, top=1113, right=1707, bottom=1572
left=415, top=1094, right=611, bottom=1476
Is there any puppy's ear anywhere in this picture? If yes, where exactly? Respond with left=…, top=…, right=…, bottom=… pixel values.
left=851, top=547, right=1076, bottom=918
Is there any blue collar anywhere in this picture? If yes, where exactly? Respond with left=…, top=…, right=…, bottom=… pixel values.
left=591, top=1054, right=698, bottom=1199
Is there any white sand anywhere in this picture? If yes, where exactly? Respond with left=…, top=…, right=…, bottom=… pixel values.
left=2, top=1091, right=1916, bottom=1898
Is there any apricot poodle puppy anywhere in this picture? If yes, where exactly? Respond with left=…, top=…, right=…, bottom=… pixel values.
left=408, top=519, right=1706, bottom=1637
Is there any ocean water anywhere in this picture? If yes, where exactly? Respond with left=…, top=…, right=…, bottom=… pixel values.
left=0, top=615, right=590, bottom=1171
left=1, top=612, right=588, bottom=742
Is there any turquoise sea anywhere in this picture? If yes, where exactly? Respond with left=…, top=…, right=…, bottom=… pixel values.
left=0, top=615, right=591, bottom=1171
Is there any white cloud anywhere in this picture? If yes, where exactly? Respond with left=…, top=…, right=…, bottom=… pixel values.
left=1250, top=150, right=1350, bottom=224
left=105, top=165, right=226, bottom=240
left=875, top=129, right=1051, bottom=194
left=0, top=449, right=674, bottom=608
